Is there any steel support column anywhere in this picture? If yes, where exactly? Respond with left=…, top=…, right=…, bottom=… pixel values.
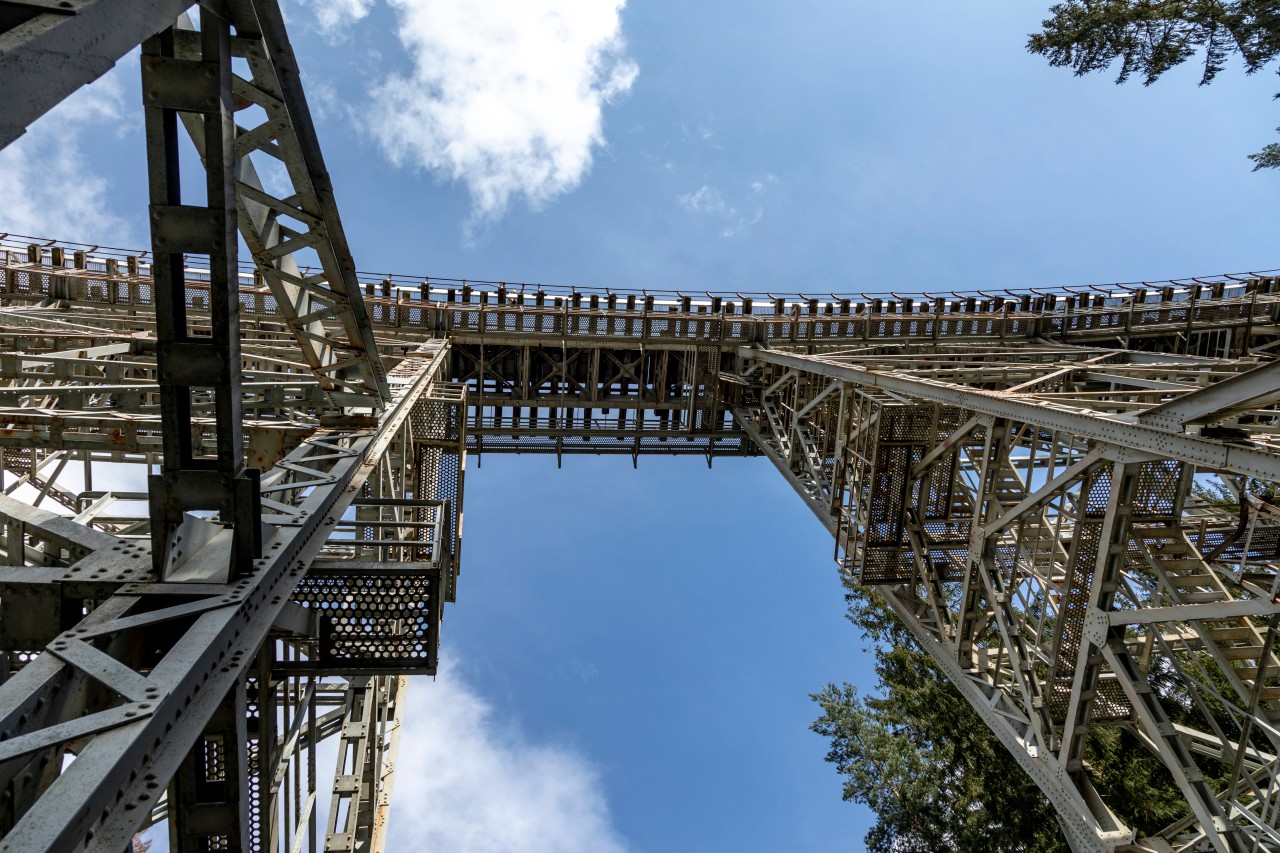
left=141, top=8, right=259, bottom=581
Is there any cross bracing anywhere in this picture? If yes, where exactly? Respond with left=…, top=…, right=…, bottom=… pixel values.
left=5, top=235, right=1280, bottom=852
left=3, top=2, right=1280, bottom=852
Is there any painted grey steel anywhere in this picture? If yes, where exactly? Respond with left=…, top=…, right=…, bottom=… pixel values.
left=0, top=343, right=441, bottom=852
left=4, top=231, right=1280, bottom=850
left=731, top=342, right=1280, bottom=852
left=739, top=345, right=1280, bottom=482
left=0, top=348, right=442, bottom=850
left=0, top=0, right=191, bottom=148
left=171, top=7, right=389, bottom=408
left=1140, top=357, right=1280, bottom=430
left=6, top=239, right=1280, bottom=852
left=5, top=0, right=1280, bottom=849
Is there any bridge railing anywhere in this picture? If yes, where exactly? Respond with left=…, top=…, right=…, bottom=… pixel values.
left=1, top=242, right=1277, bottom=348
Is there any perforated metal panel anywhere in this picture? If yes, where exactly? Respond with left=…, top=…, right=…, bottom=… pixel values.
left=1133, top=459, right=1182, bottom=520
left=687, top=346, right=721, bottom=433
left=245, top=674, right=262, bottom=853
left=293, top=570, right=443, bottom=675
left=851, top=405, right=973, bottom=584
left=411, top=384, right=465, bottom=446
left=1048, top=466, right=1109, bottom=720
left=2, top=447, right=33, bottom=470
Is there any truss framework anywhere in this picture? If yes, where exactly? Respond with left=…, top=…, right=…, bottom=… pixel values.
left=5, top=239, right=1280, bottom=852
left=4, top=1, right=1280, bottom=851
left=737, top=343, right=1280, bottom=852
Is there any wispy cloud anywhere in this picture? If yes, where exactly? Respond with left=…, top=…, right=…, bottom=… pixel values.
left=678, top=179, right=771, bottom=238
left=369, top=0, right=638, bottom=231
left=678, top=185, right=731, bottom=217
left=293, top=0, right=374, bottom=39
left=0, top=66, right=133, bottom=244
left=677, top=120, right=720, bottom=148
left=388, top=661, right=629, bottom=852
left=751, top=173, right=778, bottom=194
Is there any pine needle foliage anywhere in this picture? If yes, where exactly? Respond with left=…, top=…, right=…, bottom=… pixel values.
left=812, top=586, right=1199, bottom=852
left=1026, top=1, right=1280, bottom=168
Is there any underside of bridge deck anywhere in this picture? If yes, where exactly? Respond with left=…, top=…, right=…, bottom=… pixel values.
left=3, top=1, right=1280, bottom=851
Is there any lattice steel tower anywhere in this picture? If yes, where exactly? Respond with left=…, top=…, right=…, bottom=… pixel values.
left=3, top=3, right=1280, bottom=852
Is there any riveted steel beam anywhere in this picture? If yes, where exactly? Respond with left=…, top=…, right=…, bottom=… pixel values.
left=0, top=0, right=193, bottom=150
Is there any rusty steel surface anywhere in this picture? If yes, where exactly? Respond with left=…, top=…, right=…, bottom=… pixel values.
left=5, top=1, right=1280, bottom=851
left=3, top=237, right=1280, bottom=851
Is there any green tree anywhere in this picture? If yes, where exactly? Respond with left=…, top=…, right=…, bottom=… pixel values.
left=813, top=588, right=1068, bottom=852
left=1027, top=1, right=1280, bottom=168
left=813, top=587, right=1196, bottom=852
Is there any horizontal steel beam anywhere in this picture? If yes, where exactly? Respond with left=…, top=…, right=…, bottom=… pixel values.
left=1140, top=358, right=1280, bottom=429
left=0, top=346, right=441, bottom=852
left=0, top=0, right=191, bottom=149
left=741, top=345, right=1280, bottom=481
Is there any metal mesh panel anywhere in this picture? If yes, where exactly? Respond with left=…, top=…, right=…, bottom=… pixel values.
left=856, top=408, right=925, bottom=583
left=2, top=447, right=33, bottom=470
left=1084, top=466, right=1113, bottom=516
left=415, top=445, right=461, bottom=599
left=1092, top=679, right=1133, bottom=722
left=245, top=675, right=262, bottom=853
left=846, top=405, right=978, bottom=584
left=922, top=520, right=972, bottom=582
left=1194, top=526, right=1280, bottom=563
left=1049, top=467, right=1110, bottom=720
left=201, top=736, right=226, bottom=782
left=687, top=346, right=720, bottom=433
left=474, top=434, right=557, bottom=452
left=77, top=277, right=110, bottom=303
left=411, top=385, right=465, bottom=446
left=860, top=547, right=916, bottom=584
left=1133, top=460, right=1182, bottom=520
left=293, top=572, right=442, bottom=674
left=922, top=407, right=970, bottom=520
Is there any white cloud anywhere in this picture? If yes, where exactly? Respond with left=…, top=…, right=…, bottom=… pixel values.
left=305, top=76, right=341, bottom=122
left=679, top=185, right=730, bottom=217
left=678, top=183, right=765, bottom=238
left=751, top=173, right=777, bottom=194
left=0, top=67, right=133, bottom=244
left=295, top=0, right=374, bottom=38
left=369, top=0, right=638, bottom=227
left=388, top=661, right=629, bottom=852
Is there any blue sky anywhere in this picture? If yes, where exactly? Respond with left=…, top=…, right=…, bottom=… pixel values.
left=4, top=1, right=1280, bottom=850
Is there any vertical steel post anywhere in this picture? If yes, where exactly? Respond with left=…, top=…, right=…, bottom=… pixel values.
left=142, top=6, right=260, bottom=583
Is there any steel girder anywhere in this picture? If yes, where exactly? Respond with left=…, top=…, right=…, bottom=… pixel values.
left=0, top=343, right=439, bottom=851
left=737, top=342, right=1280, bottom=851
left=0, top=0, right=191, bottom=150
left=4, top=0, right=1280, bottom=848
left=141, top=8, right=257, bottom=583
left=170, top=5, right=388, bottom=409
left=6, top=234, right=1280, bottom=851
left=322, top=676, right=405, bottom=853
left=0, top=249, right=764, bottom=461
left=0, top=0, right=388, bottom=408
left=0, top=3, right=415, bottom=847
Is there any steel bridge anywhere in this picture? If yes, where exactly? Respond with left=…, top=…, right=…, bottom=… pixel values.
left=4, top=2, right=1280, bottom=851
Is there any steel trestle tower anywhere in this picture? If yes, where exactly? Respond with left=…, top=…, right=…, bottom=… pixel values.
left=4, top=2, right=1280, bottom=851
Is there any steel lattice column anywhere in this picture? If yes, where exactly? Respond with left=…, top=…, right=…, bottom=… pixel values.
left=736, top=342, right=1280, bottom=851
left=141, top=9, right=260, bottom=582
